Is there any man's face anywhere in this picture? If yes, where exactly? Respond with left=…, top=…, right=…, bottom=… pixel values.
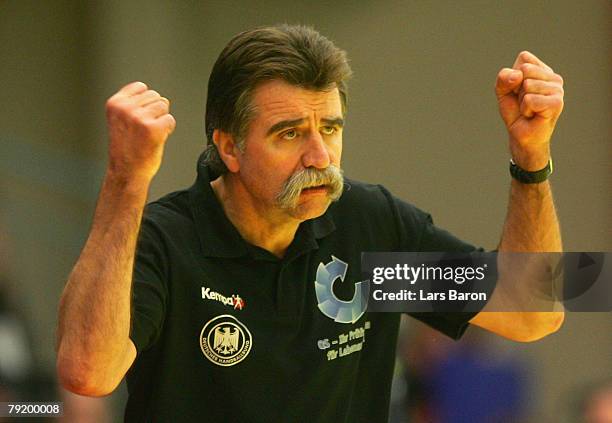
left=235, top=80, right=344, bottom=222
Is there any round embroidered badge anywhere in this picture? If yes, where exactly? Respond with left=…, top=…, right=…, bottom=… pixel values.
left=200, top=314, right=252, bottom=366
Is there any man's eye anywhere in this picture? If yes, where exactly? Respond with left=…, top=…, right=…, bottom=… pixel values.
left=321, top=126, right=336, bottom=135
left=281, top=129, right=297, bottom=140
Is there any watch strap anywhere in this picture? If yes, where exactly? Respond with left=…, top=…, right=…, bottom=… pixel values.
left=509, top=158, right=553, bottom=184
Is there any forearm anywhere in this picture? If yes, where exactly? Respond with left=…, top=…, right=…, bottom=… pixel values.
left=472, top=179, right=564, bottom=341
left=498, top=179, right=561, bottom=252
left=57, top=171, right=149, bottom=394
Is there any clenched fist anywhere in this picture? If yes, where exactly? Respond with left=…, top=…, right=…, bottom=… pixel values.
left=495, top=51, right=564, bottom=171
left=105, top=82, right=176, bottom=182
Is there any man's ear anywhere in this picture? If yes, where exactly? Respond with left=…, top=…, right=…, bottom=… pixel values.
left=213, top=129, right=241, bottom=173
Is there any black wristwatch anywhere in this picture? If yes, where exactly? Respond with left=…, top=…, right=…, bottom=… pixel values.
left=509, top=158, right=553, bottom=184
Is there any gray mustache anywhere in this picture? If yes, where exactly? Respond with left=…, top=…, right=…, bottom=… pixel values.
left=276, top=165, right=344, bottom=209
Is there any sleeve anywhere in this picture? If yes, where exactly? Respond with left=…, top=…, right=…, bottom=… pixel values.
left=381, top=186, right=483, bottom=339
left=129, top=214, right=168, bottom=353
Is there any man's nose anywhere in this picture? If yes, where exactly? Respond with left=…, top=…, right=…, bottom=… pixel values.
left=301, top=131, right=331, bottom=169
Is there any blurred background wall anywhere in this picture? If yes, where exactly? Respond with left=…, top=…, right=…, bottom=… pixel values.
left=0, top=1, right=610, bottom=421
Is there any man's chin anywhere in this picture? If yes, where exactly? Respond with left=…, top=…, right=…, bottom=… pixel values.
left=287, top=196, right=332, bottom=221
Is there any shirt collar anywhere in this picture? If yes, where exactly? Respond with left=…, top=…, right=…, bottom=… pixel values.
left=188, top=155, right=336, bottom=260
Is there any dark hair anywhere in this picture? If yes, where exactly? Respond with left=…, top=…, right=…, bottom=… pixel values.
left=202, top=24, right=352, bottom=174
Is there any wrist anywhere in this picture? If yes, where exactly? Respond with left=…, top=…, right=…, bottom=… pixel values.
left=104, top=168, right=152, bottom=196
left=509, top=141, right=550, bottom=171
left=509, top=158, right=553, bottom=184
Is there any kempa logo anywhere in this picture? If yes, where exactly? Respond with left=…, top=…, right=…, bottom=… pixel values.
left=201, top=286, right=245, bottom=310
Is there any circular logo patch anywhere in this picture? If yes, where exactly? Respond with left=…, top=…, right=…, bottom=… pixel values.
left=200, top=314, right=252, bottom=366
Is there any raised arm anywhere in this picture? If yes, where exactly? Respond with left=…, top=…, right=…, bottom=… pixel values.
left=56, top=82, right=175, bottom=396
left=470, top=51, right=565, bottom=341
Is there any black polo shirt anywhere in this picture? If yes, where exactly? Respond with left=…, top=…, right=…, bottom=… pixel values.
left=125, top=161, right=480, bottom=422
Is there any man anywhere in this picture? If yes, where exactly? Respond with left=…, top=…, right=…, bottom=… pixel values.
left=57, top=25, right=564, bottom=421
